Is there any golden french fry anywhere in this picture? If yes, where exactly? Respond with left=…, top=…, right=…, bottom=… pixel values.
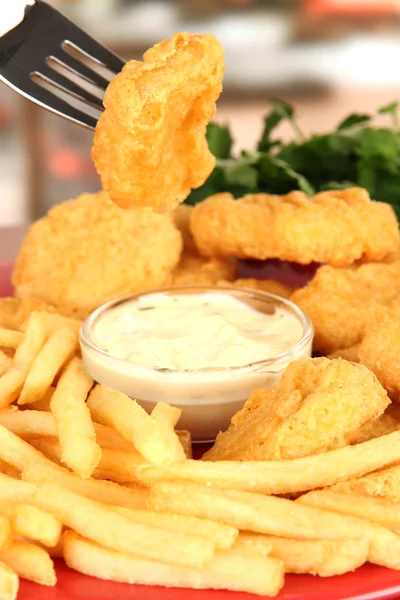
left=298, top=490, right=400, bottom=535
left=0, top=424, right=49, bottom=472
left=0, top=313, right=50, bottom=408
left=18, top=326, right=78, bottom=406
left=0, top=352, right=12, bottom=378
left=87, top=386, right=186, bottom=466
left=264, top=536, right=369, bottom=576
left=0, top=329, right=23, bottom=350
left=176, top=430, right=192, bottom=459
left=0, top=516, right=11, bottom=551
left=151, top=403, right=181, bottom=429
left=0, top=474, right=36, bottom=504
left=0, top=502, right=62, bottom=547
left=32, top=482, right=215, bottom=568
left=64, top=531, right=284, bottom=597
left=111, top=506, right=238, bottom=551
left=0, top=408, right=132, bottom=451
left=149, top=481, right=400, bottom=569
left=0, top=461, right=20, bottom=480
left=29, top=438, right=145, bottom=484
left=50, top=357, right=100, bottom=478
left=232, top=534, right=272, bottom=558
left=0, top=540, right=56, bottom=586
left=22, top=461, right=149, bottom=511
left=0, top=560, right=19, bottom=600
left=139, top=430, right=400, bottom=494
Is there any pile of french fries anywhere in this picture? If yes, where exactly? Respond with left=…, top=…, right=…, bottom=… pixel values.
left=1, top=300, right=400, bottom=598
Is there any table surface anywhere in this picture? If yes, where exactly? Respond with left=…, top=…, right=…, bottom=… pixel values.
left=0, top=226, right=27, bottom=261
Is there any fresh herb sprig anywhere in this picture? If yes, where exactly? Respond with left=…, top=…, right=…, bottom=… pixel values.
left=186, top=100, right=400, bottom=220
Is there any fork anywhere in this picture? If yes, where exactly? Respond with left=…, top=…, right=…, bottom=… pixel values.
left=0, top=0, right=125, bottom=129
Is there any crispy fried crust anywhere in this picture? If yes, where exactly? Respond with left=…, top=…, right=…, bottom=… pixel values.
left=291, top=261, right=400, bottom=354
left=190, top=188, right=400, bottom=266
left=168, top=254, right=236, bottom=287
left=346, top=413, right=400, bottom=445
left=92, top=33, right=224, bottom=212
left=225, top=278, right=296, bottom=299
left=203, top=357, right=389, bottom=461
left=12, top=192, right=183, bottom=317
left=358, top=317, right=400, bottom=401
left=331, top=464, right=400, bottom=503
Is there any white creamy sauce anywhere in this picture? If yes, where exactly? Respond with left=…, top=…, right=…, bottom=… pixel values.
left=91, top=292, right=303, bottom=371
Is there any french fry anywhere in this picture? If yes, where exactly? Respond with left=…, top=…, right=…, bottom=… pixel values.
left=138, top=430, right=400, bottom=494
left=0, top=516, right=11, bottom=551
left=149, top=481, right=400, bottom=569
left=0, top=540, right=56, bottom=586
left=0, top=560, right=19, bottom=600
left=176, top=430, right=192, bottom=459
left=50, top=358, right=100, bottom=478
left=232, top=534, right=272, bottom=558
left=0, top=408, right=132, bottom=451
left=29, top=438, right=145, bottom=484
left=0, top=329, right=23, bottom=350
left=32, top=482, right=215, bottom=568
left=29, top=388, right=54, bottom=412
left=0, top=502, right=62, bottom=547
left=0, top=474, right=36, bottom=504
left=22, top=461, right=149, bottom=511
left=151, top=403, right=181, bottom=429
left=0, top=461, right=20, bottom=480
left=0, top=424, right=49, bottom=472
left=298, top=490, right=400, bottom=534
left=0, top=352, right=12, bottom=378
left=111, top=506, right=238, bottom=550
left=18, top=326, right=78, bottom=405
left=264, top=536, right=369, bottom=576
left=87, top=386, right=186, bottom=465
left=64, top=531, right=284, bottom=597
left=0, top=313, right=49, bottom=408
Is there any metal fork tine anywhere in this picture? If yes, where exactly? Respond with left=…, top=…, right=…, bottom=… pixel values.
left=55, top=47, right=113, bottom=90
left=0, top=71, right=97, bottom=130
left=61, top=29, right=125, bottom=74
left=36, top=65, right=104, bottom=111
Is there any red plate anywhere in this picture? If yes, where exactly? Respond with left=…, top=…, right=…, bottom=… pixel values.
left=2, top=260, right=400, bottom=600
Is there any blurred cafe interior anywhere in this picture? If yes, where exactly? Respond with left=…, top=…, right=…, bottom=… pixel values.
left=1, top=0, right=400, bottom=228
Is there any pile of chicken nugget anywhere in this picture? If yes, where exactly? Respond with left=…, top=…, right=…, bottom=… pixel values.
left=2, top=30, right=400, bottom=600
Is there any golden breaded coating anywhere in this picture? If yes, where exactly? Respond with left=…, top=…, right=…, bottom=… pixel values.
left=358, top=318, right=400, bottom=401
left=202, top=357, right=389, bottom=461
left=224, top=278, right=297, bottom=299
left=346, top=413, right=400, bottom=445
left=12, top=192, right=182, bottom=318
left=190, top=188, right=399, bottom=266
left=331, top=464, right=400, bottom=503
left=291, top=261, right=400, bottom=354
left=92, top=33, right=224, bottom=212
left=173, top=205, right=198, bottom=255
left=168, top=254, right=236, bottom=287
left=327, top=346, right=360, bottom=362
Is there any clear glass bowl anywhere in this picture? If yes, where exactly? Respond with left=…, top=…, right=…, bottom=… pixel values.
left=80, top=285, right=314, bottom=442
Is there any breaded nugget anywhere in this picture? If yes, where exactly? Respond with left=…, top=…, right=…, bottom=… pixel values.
left=173, top=204, right=198, bottom=255
left=358, top=317, right=400, bottom=401
left=346, top=413, right=400, bottom=445
left=327, top=346, right=360, bottom=362
left=203, top=357, right=389, bottom=461
left=291, top=261, right=400, bottom=354
left=92, top=33, right=224, bottom=212
left=13, top=192, right=182, bottom=318
left=190, top=188, right=399, bottom=266
left=169, top=254, right=236, bottom=287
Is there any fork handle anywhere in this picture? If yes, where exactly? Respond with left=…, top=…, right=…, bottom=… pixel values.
left=0, top=0, right=35, bottom=38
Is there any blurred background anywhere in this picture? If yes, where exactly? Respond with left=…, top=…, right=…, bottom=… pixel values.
left=2, top=0, right=400, bottom=227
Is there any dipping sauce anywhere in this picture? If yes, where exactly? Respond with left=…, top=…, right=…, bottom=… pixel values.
left=91, top=292, right=304, bottom=370
left=81, top=286, right=313, bottom=441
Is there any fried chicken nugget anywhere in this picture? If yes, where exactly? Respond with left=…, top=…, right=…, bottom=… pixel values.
left=291, top=261, right=400, bottom=354
left=220, top=278, right=296, bottom=299
left=92, top=33, right=224, bottom=212
left=13, top=192, right=182, bottom=318
left=331, top=464, right=400, bottom=503
left=358, top=317, right=400, bottom=401
left=168, top=254, right=236, bottom=287
left=347, top=413, right=400, bottom=445
left=202, top=357, right=389, bottom=461
left=173, top=205, right=198, bottom=255
left=190, top=188, right=399, bottom=266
